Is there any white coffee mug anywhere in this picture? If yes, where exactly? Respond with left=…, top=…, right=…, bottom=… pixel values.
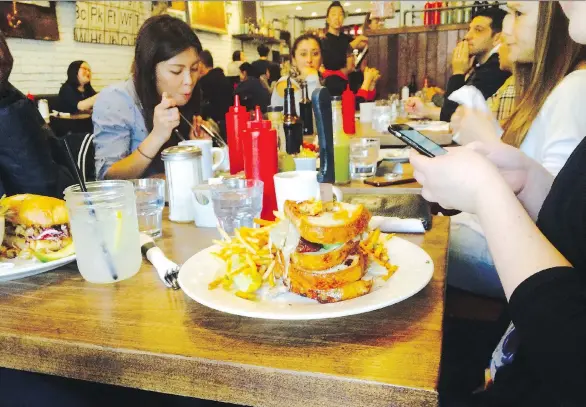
left=179, top=140, right=226, bottom=180
left=191, top=184, right=218, bottom=228
left=359, top=102, right=375, bottom=123
left=216, top=146, right=230, bottom=172
left=273, top=171, right=343, bottom=212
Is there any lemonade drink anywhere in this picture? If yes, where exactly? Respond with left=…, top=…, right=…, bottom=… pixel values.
left=64, top=181, right=142, bottom=284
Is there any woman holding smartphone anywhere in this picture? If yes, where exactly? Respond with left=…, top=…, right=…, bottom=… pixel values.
left=411, top=2, right=586, bottom=405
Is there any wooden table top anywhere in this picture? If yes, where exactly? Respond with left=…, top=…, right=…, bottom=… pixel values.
left=340, top=162, right=422, bottom=194
left=0, top=216, right=449, bottom=407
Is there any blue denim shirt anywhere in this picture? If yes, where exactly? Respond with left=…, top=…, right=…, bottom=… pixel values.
left=92, top=79, right=149, bottom=180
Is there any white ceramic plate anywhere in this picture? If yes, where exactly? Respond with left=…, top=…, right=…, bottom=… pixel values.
left=178, top=236, right=434, bottom=320
left=0, top=255, right=76, bottom=282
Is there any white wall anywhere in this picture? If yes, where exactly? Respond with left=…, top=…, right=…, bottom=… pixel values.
left=7, top=1, right=148, bottom=95
left=5, top=1, right=269, bottom=95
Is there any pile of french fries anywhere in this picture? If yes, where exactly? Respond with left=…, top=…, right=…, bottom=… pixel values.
left=359, top=229, right=398, bottom=281
left=208, top=219, right=279, bottom=301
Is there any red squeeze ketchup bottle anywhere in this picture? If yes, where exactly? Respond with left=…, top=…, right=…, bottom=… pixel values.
left=225, top=95, right=249, bottom=174
left=342, top=85, right=356, bottom=135
left=242, top=106, right=278, bottom=221
left=424, top=2, right=431, bottom=25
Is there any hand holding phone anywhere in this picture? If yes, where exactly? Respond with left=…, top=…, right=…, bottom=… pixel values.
left=388, top=124, right=447, bottom=157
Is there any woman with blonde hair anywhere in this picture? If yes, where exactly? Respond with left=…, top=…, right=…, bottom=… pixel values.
left=412, top=2, right=586, bottom=404
left=448, top=1, right=586, bottom=299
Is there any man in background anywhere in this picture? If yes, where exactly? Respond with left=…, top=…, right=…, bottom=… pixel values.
left=197, top=50, right=233, bottom=140
left=406, top=8, right=510, bottom=122
left=252, top=44, right=272, bottom=78
left=227, top=50, right=245, bottom=77
left=235, top=62, right=270, bottom=112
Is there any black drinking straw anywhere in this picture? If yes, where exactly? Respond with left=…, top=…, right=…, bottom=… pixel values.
left=63, top=139, right=118, bottom=281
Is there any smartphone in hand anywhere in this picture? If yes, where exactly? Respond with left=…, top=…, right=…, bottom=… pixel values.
left=388, top=124, right=447, bottom=157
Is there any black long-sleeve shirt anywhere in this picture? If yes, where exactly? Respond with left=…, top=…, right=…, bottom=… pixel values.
left=58, top=82, right=96, bottom=114
left=471, top=136, right=586, bottom=406
left=440, top=53, right=510, bottom=122
left=0, top=83, right=74, bottom=197
left=198, top=67, right=233, bottom=124
left=471, top=268, right=586, bottom=407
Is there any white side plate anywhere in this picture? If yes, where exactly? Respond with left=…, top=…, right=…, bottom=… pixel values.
left=0, top=255, right=76, bottom=282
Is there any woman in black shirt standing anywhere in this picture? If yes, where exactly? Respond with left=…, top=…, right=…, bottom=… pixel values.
left=320, top=1, right=367, bottom=96
left=58, top=60, right=98, bottom=114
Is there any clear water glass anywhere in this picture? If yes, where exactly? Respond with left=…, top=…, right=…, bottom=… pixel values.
left=130, top=179, right=166, bottom=238
left=350, top=138, right=381, bottom=179
left=210, top=179, right=264, bottom=235
left=64, top=181, right=142, bottom=284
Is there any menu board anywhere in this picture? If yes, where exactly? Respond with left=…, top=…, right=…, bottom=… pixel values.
left=74, top=1, right=147, bottom=46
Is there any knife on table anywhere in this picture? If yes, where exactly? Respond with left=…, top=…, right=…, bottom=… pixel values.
left=312, top=87, right=335, bottom=201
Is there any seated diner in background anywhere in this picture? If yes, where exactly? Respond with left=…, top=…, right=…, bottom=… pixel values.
left=226, top=50, right=245, bottom=77
left=196, top=49, right=232, bottom=140
left=58, top=60, right=98, bottom=114
left=235, top=62, right=271, bottom=112
left=406, top=7, right=510, bottom=122
left=271, top=32, right=379, bottom=113
left=0, top=30, right=73, bottom=198
left=348, top=59, right=381, bottom=106
left=271, top=33, right=323, bottom=112
left=92, top=15, right=209, bottom=181
left=251, top=44, right=272, bottom=82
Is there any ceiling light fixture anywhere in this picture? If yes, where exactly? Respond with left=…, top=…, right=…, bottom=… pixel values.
left=355, top=8, right=362, bottom=13
left=296, top=5, right=302, bottom=10
left=344, top=2, right=351, bottom=6
left=311, top=11, right=317, bottom=16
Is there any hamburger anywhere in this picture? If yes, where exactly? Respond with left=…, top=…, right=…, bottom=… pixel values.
left=0, top=194, right=72, bottom=257
left=278, top=200, right=373, bottom=303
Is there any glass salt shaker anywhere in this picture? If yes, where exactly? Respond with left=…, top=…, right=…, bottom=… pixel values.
left=161, top=145, right=203, bottom=223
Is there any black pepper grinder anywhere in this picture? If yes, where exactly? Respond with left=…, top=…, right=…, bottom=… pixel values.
left=299, top=82, right=314, bottom=136
left=283, top=76, right=303, bottom=155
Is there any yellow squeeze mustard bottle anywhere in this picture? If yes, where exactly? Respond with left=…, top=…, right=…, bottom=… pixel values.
left=331, top=96, right=350, bottom=185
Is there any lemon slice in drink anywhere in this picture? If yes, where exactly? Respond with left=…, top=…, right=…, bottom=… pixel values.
left=113, top=210, right=123, bottom=251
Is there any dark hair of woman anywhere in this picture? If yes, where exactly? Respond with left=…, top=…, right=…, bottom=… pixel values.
left=291, top=33, right=323, bottom=57
left=268, top=63, right=281, bottom=86
left=65, top=60, right=96, bottom=93
left=240, top=62, right=259, bottom=78
left=132, top=15, right=203, bottom=133
left=326, top=1, right=344, bottom=18
left=0, top=30, right=14, bottom=91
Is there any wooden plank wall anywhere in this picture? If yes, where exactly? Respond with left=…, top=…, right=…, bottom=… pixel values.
left=368, top=28, right=468, bottom=97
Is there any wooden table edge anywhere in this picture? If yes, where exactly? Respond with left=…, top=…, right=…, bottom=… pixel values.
left=0, top=331, right=439, bottom=407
